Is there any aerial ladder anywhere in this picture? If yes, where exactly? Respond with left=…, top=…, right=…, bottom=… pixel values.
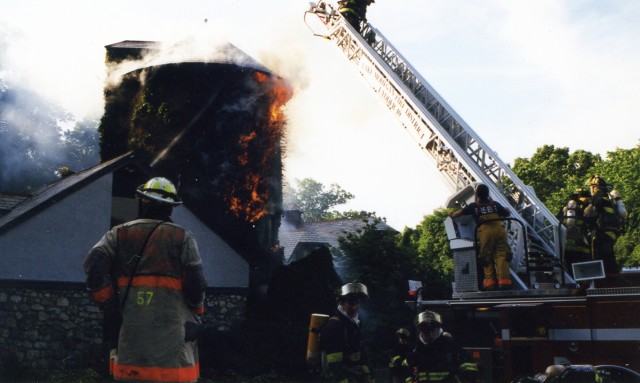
left=304, top=2, right=575, bottom=292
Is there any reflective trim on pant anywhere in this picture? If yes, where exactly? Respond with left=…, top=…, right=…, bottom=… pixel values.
left=112, top=362, right=199, bottom=382
left=339, top=7, right=359, bottom=16
left=326, top=351, right=344, bottom=364
left=415, top=371, right=450, bottom=382
left=459, top=362, right=478, bottom=372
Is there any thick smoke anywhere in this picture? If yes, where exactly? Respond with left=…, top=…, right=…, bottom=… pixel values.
left=0, top=25, right=100, bottom=193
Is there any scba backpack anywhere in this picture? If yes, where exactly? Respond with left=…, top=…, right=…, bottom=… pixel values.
left=596, top=196, right=622, bottom=234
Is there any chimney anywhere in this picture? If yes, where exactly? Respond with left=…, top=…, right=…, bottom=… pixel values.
left=283, top=205, right=303, bottom=228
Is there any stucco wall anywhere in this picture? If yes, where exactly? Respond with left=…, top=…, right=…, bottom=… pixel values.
left=0, top=174, right=249, bottom=288
left=172, top=208, right=249, bottom=288
left=0, top=176, right=112, bottom=282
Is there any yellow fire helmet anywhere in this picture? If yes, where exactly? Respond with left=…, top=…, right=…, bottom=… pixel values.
left=416, top=310, right=443, bottom=329
left=338, top=282, right=369, bottom=301
left=136, top=177, right=182, bottom=206
left=587, top=175, right=607, bottom=188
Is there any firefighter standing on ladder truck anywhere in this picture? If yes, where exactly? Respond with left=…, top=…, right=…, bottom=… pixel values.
left=449, top=183, right=513, bottom=290
left=584, top=175, right=628, bottom=274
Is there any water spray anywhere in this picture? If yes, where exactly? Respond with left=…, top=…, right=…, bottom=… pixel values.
left=150, top=89, right=221, bottom=168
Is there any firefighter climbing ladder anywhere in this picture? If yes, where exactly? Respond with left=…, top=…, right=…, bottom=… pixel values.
left=305, top=2, right=567, bottom=287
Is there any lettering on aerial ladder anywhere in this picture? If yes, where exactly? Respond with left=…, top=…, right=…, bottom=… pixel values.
left=357, top=54, right=427, bottom=143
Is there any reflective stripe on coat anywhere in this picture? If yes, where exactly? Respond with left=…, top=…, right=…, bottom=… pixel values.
left=85, top=219, right=205, bottom=383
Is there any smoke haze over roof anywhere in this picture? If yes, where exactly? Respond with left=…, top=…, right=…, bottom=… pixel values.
left=1, top=0, right=639, bottom=229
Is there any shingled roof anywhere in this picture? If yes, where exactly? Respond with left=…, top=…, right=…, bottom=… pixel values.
left=279, top=209, right=397, bottom=263
left=0, top=194, right=28, bottom=217
left=0, top=152, right=135, bottom=234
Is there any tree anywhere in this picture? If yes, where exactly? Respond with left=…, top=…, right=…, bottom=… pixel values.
left=60, top=119, right=101, bottom=171
left=402, top=208, right=455, bottom=299
left=512, top=145, right=602, bottom=214
left=0, top=84, right=76, bottom=193
left=592, top=143, right=640, bottom=266
left=512, top=144, right=640, bottom=267
left=283, top=178, right=355, bottom=222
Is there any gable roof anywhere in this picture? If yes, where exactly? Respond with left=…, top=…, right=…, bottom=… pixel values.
left=0, top=193, right=28, bottom=216
left=279, top=213, right=397, bottom=261
left=0, top=152, right=136, bottom=234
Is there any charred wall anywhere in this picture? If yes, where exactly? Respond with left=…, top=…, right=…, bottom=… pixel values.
left=99, top=55, right=292, bottom=297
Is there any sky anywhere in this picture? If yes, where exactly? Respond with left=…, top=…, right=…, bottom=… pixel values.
left=1, top=0, right=639, bottom=230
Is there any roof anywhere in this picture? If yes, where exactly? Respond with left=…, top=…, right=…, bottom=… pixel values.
left=0, top=194, right=28, bottom=216
left=105, top=39, right=272, bottom=75
left=279, top=213, right=397, bottom=261
left=0, top=152, right=136, bottom=234
left=105, top=40, right=161, bottom=50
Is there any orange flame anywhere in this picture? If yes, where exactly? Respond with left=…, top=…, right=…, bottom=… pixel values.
left=227, top=72, right=293, bottom=223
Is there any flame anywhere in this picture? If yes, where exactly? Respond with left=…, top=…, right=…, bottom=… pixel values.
left=226, top=72, right=293, bottom=223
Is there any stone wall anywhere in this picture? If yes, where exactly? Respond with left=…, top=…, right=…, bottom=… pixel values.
left=0, top=282, right=247, bottom=375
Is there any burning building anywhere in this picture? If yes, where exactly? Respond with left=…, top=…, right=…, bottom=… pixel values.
left=100, top=40, right=292, bottom=302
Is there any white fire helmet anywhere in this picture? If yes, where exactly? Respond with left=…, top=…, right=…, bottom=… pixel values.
left=417, top=310, right=443, bottom=329
left=338, top=282, right=369, bottom=301
left=136, top=177, right=182, bottom=206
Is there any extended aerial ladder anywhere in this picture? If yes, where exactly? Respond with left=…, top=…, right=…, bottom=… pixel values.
left=305, top=2, right=574, bottom=291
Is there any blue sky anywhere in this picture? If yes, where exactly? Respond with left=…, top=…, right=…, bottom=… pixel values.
left=2, top=0, right=639, bottom=229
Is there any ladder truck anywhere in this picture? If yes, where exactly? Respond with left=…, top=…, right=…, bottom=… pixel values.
left=305, top=3, right=640, bottom=381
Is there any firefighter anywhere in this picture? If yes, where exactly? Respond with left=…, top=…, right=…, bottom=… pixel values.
left=389, top=328, right=412, bottom=383
left=338, top=0, right=375, bottom=33
left=450, top=183, right=512, bottom=290
left=583, top=175, right=625, bottom=274
left=84, top=177, right=206, bottom=383
left=319, top=282, right=375, bottom=383
left=404, top=311, right=478, bottom=383
left=558, top=188, right=592, bottom=277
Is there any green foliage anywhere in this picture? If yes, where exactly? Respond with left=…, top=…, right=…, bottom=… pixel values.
left=0, top=80, right=100, bottom=193
left=284, top=178, right=355, bottom=222
left=323, top=209, right=378, bottom=221
left=402, top=209, right=454, bottom=299
left=512, top=143, right=640, bottom=267
left=591, top=144, right=640, bottom=266
left=512, top=145, right=602, bottom=215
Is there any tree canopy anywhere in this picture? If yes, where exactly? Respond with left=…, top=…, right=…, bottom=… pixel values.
left=0, top=79, right=100, bottom=193
left=283, top=178, right=355, bottom=222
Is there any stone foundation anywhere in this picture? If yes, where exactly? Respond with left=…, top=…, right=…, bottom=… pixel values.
left=0, top=282, right=247, bottom=374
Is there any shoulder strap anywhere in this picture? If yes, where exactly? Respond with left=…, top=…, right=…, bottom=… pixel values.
left=120, top=221, right=165, bottom=309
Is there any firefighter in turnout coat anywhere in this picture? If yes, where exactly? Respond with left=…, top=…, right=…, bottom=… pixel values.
left=584, top=175, right=627, bottom=274
left=319, top=283, right=374, bottom=383
left=84, top=177, right=206, bottom=383
left=450, top=183, right=512, bottom=290
left=338, top=0, right=374, bottom=33
left=404, top=311, right=478, bottom=383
